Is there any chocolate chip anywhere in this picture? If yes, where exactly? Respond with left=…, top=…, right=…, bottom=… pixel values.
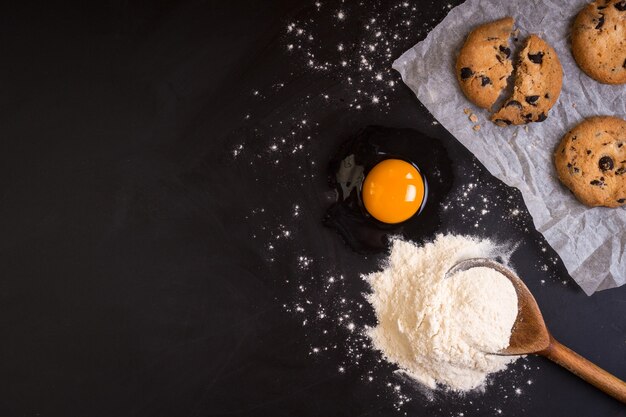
left=495, top=119, right=511, bottom=126
left=460, top=67, right=474, bottom=79
left=528, top=52, right=544, bottom=64
left=623, top=59, right=626, bottom=69
left=586, top=150, right=592, bottom=155
left=499, top=45, right=511, bottom=58
left=616, top=1, right=626, bottom=11
left=595, top=14, right=605, bottom=29
left=572, top=136, right=578, bottom=141
left=536, top=113, right=547, bottom=122
left=567, top=163, right=581, bottom=174
left=505, top=100, right=522, bottom=108
left=544, top=93, right=550, bottom=99
left=616, top=167, right=626, bottom=175
left=525, top=95, right=539, bottom=105
left=590, top=179, right=604, bottom=186
left=598, top=5, right=607, bottom=9
left=618, top=199, right=626, bottom=204
left=619, top=143, right=624, bottom=148
left=480, top=75, right=491, bottom=86
left=524, top=113, right=533, bottom=120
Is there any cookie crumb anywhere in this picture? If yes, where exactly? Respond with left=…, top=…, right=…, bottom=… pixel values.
left=473, top=124, right=481, bottom=132
left=524, top=125, right=529, bottom=133
left=469, top=114, right=479, bottom=123
left=463, top=108, right=472, bottom=115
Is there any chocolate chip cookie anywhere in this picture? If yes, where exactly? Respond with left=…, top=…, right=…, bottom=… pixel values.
left=554, top=116, right=626, bottom=207
left=491, top=35, right=563, bottom=126
left=456, top=17, right=514, bottom=110
left=571, top=0, right=626, bottom=85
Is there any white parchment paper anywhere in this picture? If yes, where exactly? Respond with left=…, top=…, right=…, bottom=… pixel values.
left=393, top=0, right=626, bottom=294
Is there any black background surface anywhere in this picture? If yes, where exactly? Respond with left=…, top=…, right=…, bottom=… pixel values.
left=1, top=1, right=625, bottom=416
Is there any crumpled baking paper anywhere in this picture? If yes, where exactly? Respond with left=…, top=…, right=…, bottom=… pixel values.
left=393, top=0, right=626, bottom=295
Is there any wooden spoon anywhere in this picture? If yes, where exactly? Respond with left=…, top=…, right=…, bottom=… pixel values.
left=447, top=258, right=626, bottom=403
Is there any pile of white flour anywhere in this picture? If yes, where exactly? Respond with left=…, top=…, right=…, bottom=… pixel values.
left=365, top=234, right=520, bottom=392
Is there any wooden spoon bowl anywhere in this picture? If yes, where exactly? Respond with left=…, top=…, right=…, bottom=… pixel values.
left=447, top=258, right=626, bottom=403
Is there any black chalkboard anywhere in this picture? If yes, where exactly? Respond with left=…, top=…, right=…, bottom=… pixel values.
left=1, top=1, right=625, bottom=416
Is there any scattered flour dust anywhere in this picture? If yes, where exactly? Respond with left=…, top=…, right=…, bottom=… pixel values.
left=365, top=234, right=520, bottom=392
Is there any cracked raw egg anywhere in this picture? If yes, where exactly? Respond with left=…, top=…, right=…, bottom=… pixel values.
left=325, top=126, right=453, bottom=253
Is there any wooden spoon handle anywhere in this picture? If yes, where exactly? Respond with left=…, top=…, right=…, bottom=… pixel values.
left=541, top=336, right=626, bottom=403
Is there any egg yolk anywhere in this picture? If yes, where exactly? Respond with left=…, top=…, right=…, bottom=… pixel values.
left=362, top=159, right=425, bottom=224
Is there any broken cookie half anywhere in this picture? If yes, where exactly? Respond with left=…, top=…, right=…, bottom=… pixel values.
left=456, top=18, right=563, bottom=126
left=491, top=35, right=563, bottom=126
left=456, top=17, right=514, bottom=110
